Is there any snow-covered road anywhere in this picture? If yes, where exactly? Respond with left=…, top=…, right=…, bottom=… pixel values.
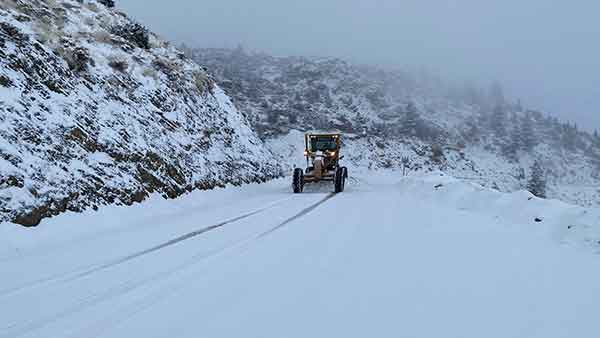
left=1, top=172, right=599, bottom=338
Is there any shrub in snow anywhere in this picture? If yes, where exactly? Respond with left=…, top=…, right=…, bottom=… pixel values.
left=142, top=67, right=159, bottom=80
left=93, top=30, right=113, bottom=44
left=98, top=0, right=116, bottom=8
left=430, top=144, right=445, bottom=163
left=108, top=57, right=128, bottom=73
left=152, top=58, right=183, bottom=76
left=193, top=71, right=212, bottom=93
left=111, top=22, right=150, bottom=49
left=60, top=46, right=93, bottom=72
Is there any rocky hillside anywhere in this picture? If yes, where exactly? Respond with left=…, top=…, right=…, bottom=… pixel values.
left=0, top=1, right=281, bottom=226
left=191, top=47, right=600, bottom=207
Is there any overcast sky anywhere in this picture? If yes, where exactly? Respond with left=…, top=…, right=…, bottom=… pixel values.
left=118, top=0, right=600, bottom=130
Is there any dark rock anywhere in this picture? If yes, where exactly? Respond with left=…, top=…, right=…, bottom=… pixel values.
left=0, top=22, right=29, bottom=42
left=14, top=210, right=43, bottom=227
left=98, top=0, right=116, bottom=8
left=108, top=58, right=128, bottom=73
left=131, top=190, right=147, bottom=203
left=0, top=75, right=12, bottom=87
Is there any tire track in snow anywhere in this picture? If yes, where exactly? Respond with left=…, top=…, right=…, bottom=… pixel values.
left=0, top=199, right=290, bottom=338
left=0, top=243, right=234, bottom=338
left=257, top=193, right=336, bottom=238
left=2, top=193, right=337, bottom=338
left=66, top=193, right=338, bottom=338
left=0, top=196, right=293, bottom=299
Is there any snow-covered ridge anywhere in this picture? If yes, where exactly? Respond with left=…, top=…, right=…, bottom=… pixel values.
left=192, top=48, right=600, bottom=207
left=0, top=1, right=281, bottom=226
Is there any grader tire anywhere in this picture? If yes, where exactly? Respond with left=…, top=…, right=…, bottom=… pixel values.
left=293, top=168, right=304, bottom=193
left=334, top=167, right=345, bottom=193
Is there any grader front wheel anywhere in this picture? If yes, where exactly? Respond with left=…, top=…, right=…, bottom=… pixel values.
left=292, top=168, right=304, bottom=193
left=334, top=167, right=346, bottom=193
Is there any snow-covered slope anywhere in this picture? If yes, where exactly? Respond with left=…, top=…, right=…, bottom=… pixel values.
left=1, top=172, right=599, bottom=337
left=192, top=48, right=600, bottom=207
left=0, top=1, right=281, bottom=226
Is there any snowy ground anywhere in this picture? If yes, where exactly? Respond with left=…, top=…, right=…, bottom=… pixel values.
left=1, top=171, right=600, bottom=338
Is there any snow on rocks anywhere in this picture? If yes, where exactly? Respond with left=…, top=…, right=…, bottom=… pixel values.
left=0, top=1, right=281, bottom=226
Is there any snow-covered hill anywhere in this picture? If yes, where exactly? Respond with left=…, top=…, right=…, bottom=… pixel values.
left=1, top=172, right=599, bottom=337
left=0, top=1, right=281, bottom=226
left=191, top=47, right=600, bottom=207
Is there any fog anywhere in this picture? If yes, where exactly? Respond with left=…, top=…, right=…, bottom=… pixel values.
left=118, top=0, right=600, bottom=130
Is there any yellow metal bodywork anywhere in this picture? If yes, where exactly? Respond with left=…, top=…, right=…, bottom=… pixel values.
left=303, top=132, right=342, bottom=182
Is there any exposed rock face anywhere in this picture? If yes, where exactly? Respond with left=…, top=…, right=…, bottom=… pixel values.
left=0, top=1, right=281, bottom=226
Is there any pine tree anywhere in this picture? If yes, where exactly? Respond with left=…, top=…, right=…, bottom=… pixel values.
left=462, top=83, right=484, bottom=107
left=489, top=81, right=505, bottom=108
left=527, top=160, right=547, bottom=198
left=400, top=102, right=419, bottom=137
left=561, top=123, right=577, bottom=151
left=515, top=99, right=523, bottom=112
left=503, top=127, right=520, bottom=161
left=463, top=119, right=481, bottom=144
left=490, top=104, right=507, bottom=139
left=519, top=114, right=536, bottom=152
left=593, top=130, right=600, bottom=149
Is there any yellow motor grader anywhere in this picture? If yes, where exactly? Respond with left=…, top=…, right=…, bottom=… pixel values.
left=292, top=131, right=348, bottom=193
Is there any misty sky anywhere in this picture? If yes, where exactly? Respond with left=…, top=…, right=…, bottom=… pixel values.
left=118, top=0, right=600, bottom=130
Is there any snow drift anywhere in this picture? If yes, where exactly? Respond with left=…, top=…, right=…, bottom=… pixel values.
left=0, top=0, right=281, bottom=226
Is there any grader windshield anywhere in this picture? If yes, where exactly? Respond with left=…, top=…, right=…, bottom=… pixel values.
left=308, top=135, right=339, bottom=152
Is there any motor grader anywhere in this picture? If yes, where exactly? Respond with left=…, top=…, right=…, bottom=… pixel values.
left=292, top=131, right=348, bottom=193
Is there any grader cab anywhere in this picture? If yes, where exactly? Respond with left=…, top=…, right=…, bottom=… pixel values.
left=292, top=132, right=348, bottom=193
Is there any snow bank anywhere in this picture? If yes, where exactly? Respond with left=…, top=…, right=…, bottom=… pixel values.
left=397, top=172, right=600, bottom=253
